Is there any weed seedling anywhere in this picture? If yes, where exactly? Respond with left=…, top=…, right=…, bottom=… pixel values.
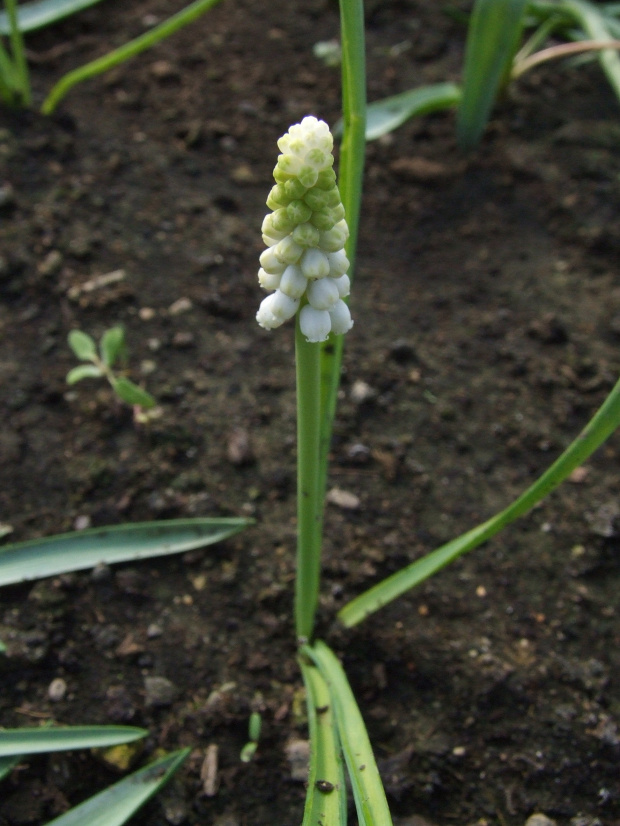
left=67, top=326, right=156, bottom=414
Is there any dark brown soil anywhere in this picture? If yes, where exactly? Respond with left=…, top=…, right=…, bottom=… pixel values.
left=1, top=1, right=620, bottom=825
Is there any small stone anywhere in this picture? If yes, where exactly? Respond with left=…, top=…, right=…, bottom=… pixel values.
left=285, top=738, right=310, bottom=782
left=38, top=249, right=63, bottom=277
left=150, top=60, right=179, bottom=80
left=350, top=380, right=377, bottom=404
left=168, top=297, right=193, bottom=315
left=48, top=677, right=67, bottom=702
left=73, top=514, right=91, bottom=531
left=525, top=815, right=557, bottom=826
left=172, top=331, right=195, bottom=348
left=326, top=487, right=360, bottom=510
left=227, top=427, right=254, bottom=466
left=200, top=743, right=219, bottom=796
left=144, top=676, right=179, bottom=707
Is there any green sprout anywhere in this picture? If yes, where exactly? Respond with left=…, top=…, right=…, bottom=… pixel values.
left=66, top=326, right=156, bottom=412
left=239, top=711, right=262, bottom=763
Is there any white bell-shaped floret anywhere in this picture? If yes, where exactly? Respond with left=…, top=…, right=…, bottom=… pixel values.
left=333, top=273, right=350, bottom=298
left=274, top=236, right=304, bottom=265
left=328, top=300, right=353, bottom=335
left=300, top=305, right=331, bottom=343
left=260, top=247, right=287, bottom=275
left=307, top=277, right=339, bottom=310
left=257, top=291, right=299, bottom=330
left=258, top=267, right=282, bottom=291
left=300, top=248, right=330, bottom=280
left=327, top=250, right=349, bottom=277
left=279, top=265, right=308, bottom=300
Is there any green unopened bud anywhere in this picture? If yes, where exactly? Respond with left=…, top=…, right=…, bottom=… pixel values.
left=292, top=222, right=320, bottom=248
left=286, top=200, right=312, bottom=225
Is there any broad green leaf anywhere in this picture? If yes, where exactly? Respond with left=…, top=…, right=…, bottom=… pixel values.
left=0, top=0, right=107, bottom=34
left=0, top=755, right=20, bottom=781
left=43, top=748, right=190, bottom=826
left=336, top=83, right=461, bottom=141
left=111, top=376, right=155, bottom=409
left=304, top=641, right=392, bottom=826
left=0, top=517, right=251, bottom=587
left=66, top=364, right=103, bottom=384
left=100, top=326, right=125, bottom=368
left=299, top=656, right=347, bottom=826
left=0, top=726, right=146, bottom=758
left=68, top=329, right=97, bottom=361
left=339, top=371, right=620, bottom=627
left=456, top=0, right=528, bottom=149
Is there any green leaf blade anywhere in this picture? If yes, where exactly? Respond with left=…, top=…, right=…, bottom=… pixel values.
left=0, top=517, right=252, bottom=587
left=43, top=748, right=190, bottom=826
left=66, top=364, right=103, bottom=384
left=0, top=726, right=146, bottom=758
left=336, top=82, right=461, bottom=141
left=0, top=0, right=108, bottom=35
left=100, top=326, right=125, bottom=368
left=299, top=656, right=347, bottom=826
left=68, top=330, right=97, bottom=361
left=111, top=376, right=155, bottom=409
left=456, top=0, right=528, bottom=149
left=305, top=641, right=393, bottom=826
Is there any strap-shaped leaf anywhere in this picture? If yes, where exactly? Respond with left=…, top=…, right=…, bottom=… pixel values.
left=0, top=0, right=107, bottom=34
left=456, top=0, right=528, bottom=149
left=304, top=641, right=393, bottom=826
left=299, top=656, right=347, bottom=826
left=0, top=517, right=251, bottom=587
left=0, top=726, right=146, bottom=758
left=0, top=756, right=19, bottom=781
left=43, top=748, right=190, bottom=826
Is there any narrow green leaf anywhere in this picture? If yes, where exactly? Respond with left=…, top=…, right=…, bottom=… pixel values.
left=561, top=0, right=620, bottom=101
left=111, top=376, right=155, bottom=409
left=0, top=726, right=146, bottom=758
left=100, top=326, right=125, bottom=368
left=0, top=517, right=252, bottom=587
left=43, top=748, right=190, bottom=826
left=0, top=0, right=107, bottom=35
left=0, top=755, right=20, bottom=781
left=66, top=364, right=103, bottom=384
left=68, top=329, right=97, bottom=361
left=299, top=656, right=347, bottom=826
left=339, top=372, right=620, bottom=627
left=335, top=82, right=461, bottom=141
left=456, top=0, right=528, bottom=149
left=0, top=639, right=6, bottom=653
left=304, top=641, right=393, bottom=826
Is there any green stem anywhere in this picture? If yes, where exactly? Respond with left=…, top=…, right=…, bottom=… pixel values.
left=295, top=315, right=322, bottom=642
left=339, top=372, right=620, bottom=627
left=41, top=0, right=222, bottom=114
left=4, top=0, right=30, bottom=105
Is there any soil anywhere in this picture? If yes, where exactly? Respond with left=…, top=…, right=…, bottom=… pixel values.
left=1, top=1, right=620, bottom=825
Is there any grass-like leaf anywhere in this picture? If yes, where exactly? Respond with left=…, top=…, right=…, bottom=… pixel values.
left=0, top=726, right=146, bottom=758
left=0, top=0, right=107, bottom=34
left=336, top=82, right=461, bottom=141
left=304, top=641, right=393, bottom=826
left=456, top=0, right=528, bottom=149
left=0, top=517, right=251, bottom=587
left=43, top=747, right=190, bottom=826
left=299, top=656, right=347, bottom=826
left=339, top=371, right=620, bottom=627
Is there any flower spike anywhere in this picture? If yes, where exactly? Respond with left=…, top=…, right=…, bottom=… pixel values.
left=256, top=116, right=353, bottom=343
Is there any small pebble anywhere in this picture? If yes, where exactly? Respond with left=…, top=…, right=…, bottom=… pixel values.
left=168, top=297, right=193, bottom=315
left=326, top=487, right=360, bottom=510
left=48, top=677, right=67, bottom=702
left=525, top=815, right=557, bottom=826
left=350, top=380, right=377, bottom=404
left=144, top=676, right=179, bottom=707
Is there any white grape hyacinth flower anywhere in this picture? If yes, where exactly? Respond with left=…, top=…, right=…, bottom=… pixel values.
left=256, top=116, right=353, bottom=343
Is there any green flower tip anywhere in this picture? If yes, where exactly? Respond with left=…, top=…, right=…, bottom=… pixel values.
left=256, top=116, right=353, bottom=343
